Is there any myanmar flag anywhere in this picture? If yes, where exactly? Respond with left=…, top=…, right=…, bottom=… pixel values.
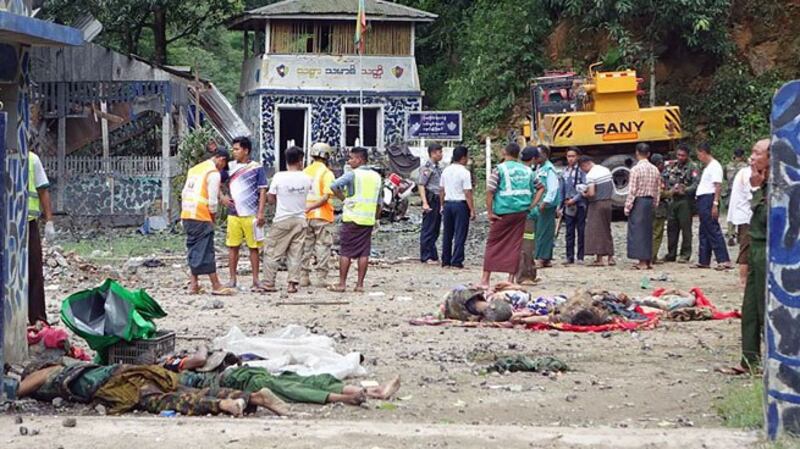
left=355, top=0, right=367, bottom=54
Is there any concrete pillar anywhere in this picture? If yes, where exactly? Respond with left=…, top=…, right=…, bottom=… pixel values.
left=101, top=100, right=113, bottom=214
left=0, top=111, right=6, bottom=384
left=161, top=113, right=171, bottom=220
left=57, top=115, right=65, bottom=212
left=764, top=81, right=800, bottom=439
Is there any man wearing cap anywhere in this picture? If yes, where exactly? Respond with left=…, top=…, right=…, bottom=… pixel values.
left=418, top=143, right=444, bottom=264
left=301, top=142, right=337, bottom=287
left=181, top=150, right=233, bottom=295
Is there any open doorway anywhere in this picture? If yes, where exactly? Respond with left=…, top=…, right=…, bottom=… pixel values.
left=343, top=106, right=380, bottom=148
left=276, top=107, right=308, bottom=171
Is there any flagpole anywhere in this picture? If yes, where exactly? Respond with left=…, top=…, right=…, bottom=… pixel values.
left=359, top=48, right=364, bottom=147
left=356, top=0, right=365, bottom=148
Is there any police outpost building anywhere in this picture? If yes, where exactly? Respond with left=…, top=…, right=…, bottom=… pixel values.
left=227, top=0, right=437, bottom=171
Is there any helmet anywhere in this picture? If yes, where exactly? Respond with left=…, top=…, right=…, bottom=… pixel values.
left=310, top=142, right=333, bottom=160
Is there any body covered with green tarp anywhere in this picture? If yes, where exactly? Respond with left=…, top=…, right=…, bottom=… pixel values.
left=60, top=279, right=167, bottom=363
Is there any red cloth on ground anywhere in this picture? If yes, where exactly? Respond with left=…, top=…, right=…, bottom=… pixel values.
left=525, top=309, right=660, bottom=333
left=651, top=287, right=741, bottom=320
left=27, top=324, right=91, bottom=361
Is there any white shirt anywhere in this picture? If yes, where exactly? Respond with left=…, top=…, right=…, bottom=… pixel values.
left=440, top=163, right=472, bottom=201
left=727, top=166, right=753, bottom=226
left=268, top=171, right=312, bottom=222
left=696, top=159, right=724, bottom=196
left=206, top=171, right=221, bottom=214
left=584, top=164, right=613, bottom=201
left=29, top=153, right=50, bottom=189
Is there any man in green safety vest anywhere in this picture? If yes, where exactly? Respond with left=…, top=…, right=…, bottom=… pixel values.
left=328, top=147, right=382, bottom=293
left=480, top=143, right=536, bottom=288
left=28, top=150, right=56, bottom=324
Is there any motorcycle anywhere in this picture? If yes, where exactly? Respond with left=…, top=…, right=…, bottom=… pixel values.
left=381, top=172, right=416, bottom=222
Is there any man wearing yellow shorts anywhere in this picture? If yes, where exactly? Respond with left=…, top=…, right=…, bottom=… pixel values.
left=223, top=137, right=268, bottom=291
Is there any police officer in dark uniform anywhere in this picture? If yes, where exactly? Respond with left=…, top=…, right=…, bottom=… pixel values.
left=664, top=144, right=700, bottom=263
left=419, top=143, right=444, bottom=264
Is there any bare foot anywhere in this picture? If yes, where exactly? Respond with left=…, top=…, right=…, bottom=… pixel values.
left=367, top=375, right=401, bottom=400
left=252, top=388, right=289, bottom=416
left=219, top=398, right=246, bottom=417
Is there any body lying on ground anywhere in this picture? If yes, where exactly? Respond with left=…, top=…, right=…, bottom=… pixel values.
left=18, top=360, right=287, bottom=417
left=441, top=283, right=642, bottom=326
left=162, top=346, right=400, bottom=406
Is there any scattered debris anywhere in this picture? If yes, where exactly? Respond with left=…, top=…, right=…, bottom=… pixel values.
left=62, top=418, right=77, bottom=428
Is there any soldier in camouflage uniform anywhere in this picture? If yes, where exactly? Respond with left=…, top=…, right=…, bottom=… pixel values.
left=664, top=144, right=700, bottom=263
left=724, top=148, right=749, bottom=246
left=650, top=154, right=670, bottom=262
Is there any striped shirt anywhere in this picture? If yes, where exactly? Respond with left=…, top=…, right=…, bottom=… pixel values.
left=624, top=159, right=662, bottom=213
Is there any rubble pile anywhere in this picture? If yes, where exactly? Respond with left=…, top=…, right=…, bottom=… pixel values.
left=43, top=246, right=122, bottom=282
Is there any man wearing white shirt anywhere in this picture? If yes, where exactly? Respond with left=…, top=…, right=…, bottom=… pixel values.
left=439, top=146, right=475, bottom=268
left=694, top=143, right=732, bottom=270
left=726, top=164, right=753, bottom=286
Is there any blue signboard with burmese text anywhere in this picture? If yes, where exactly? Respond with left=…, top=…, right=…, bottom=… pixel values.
left=406, top=111, right=462, bottom=141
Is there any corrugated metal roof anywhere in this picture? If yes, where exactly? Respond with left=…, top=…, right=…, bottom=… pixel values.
left=199, top=83, right=252, bottom=144
left=229, top=0, right=436, bottom=29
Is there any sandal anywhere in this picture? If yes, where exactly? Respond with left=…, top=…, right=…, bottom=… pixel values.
left=353, top=286, right=365, bottom=293
left=260, top=284, right=278, bottom=293
left=608, top=259, right=617, bottom=266
left=211, top=287, right=235, bottom=296
left=250, top=284, right=268, bottom=293
left=287, top=284, right=298, bottom=294
left=588, top=261, right=605, bottom=267
left=715, top=264, right=734, bottom=271
left=327, top=284, right=346, bottom=293
left=691, top=264, right=711, bottom=269
left=631, top=265, right=642, bottom=270
left=188, top=287, right=206, bottom=295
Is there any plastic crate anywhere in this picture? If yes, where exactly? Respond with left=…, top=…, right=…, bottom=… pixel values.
left=107, top=330, right=176, bottom=365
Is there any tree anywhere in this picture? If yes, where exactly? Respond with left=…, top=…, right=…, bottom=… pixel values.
left=43, top=0, right=243, bottom=65
left=545, top=0, right=732, bottom=103
left=444, top=0, right=552, bottom=137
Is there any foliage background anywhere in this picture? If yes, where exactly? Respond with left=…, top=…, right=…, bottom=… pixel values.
left=42, top=0, right=800, bottom=163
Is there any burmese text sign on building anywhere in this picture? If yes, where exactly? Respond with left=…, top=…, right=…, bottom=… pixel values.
left=406, top=111, right=462, bottom=141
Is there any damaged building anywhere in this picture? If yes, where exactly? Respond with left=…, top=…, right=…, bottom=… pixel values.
left=227, top=0, right=437, bottom=171
left=28, top=43, right=249, bottom=224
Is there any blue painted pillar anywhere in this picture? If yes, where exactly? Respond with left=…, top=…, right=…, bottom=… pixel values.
left=0, top=111, right=6, bottom=389
left=765, top=81, right=800, bottom=439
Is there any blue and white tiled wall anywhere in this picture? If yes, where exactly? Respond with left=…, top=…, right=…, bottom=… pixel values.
left=2, top=46, right=30, bottom=363
left=765, top=81, right=800, bottom=439
left=253, top=92, right=421, bottom=168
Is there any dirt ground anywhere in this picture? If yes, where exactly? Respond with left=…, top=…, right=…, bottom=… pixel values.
left=1, top=210, right=765, bottom=448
